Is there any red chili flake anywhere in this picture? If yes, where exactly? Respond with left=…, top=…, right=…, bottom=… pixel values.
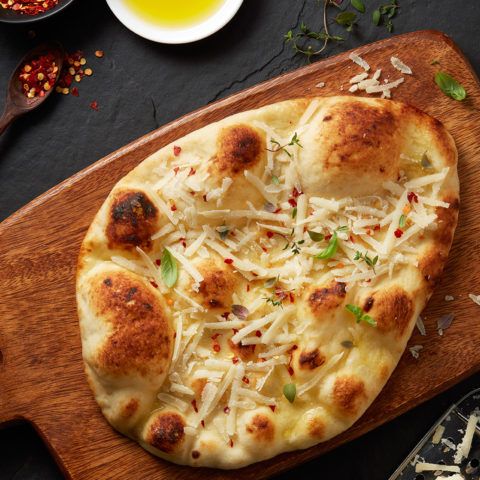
left=255, top=330, right=262, bottom=337
left=229, top=439, right=234, bottom=448
left=261, top=246, right=268, bottom=253
left=71, top=87, right=79, bottom=97
left=266, top=231, right=274, bottom=239
left=394, top=228, right=404, bottom=238
left=191, top=399, right=198, bottom=413
left=325, top=233, right=332, bottom=241
left=211, top=333, right=221, bottom=340
left=170, top=204, right=177, bottom=211
left=150, top=281, right=158, bottom=289
left=155, top=259, right=161, bottom=266
left=292, top=187, right=302, bottom=198
left=232, top=328, right=239, bottom=335
left=213, top=343, right=221, bottom=353
left=173, top=145, right=182, bottom=156
left=288, top=198, right=297, bottom=207
left=274, top=208, right=282, bottom=214
left=18, top=53, right=58, bottom=99
left=407, top=191, right=419, bottom=203
left=201, top=420, right=205, bottom=428
left=221, top=312, right=230, bottom=319
left=173, top=166, right=180, bottom=175
left=246, top=284, right=250, bottom=292
left=188, top=167, right=196, bottom=176
left=90, top=100, right=99, bottom=111
left=2, top=0, right=58, bottom=15
left=223, top=406, right=230, bottom=414
left=189, top=191, right=195, bottom=196
left=202, top=194, right=207, bottom=202
left=349, top=235, right=355, bottom=243
left=287, top=366, right=294, bottom=376
left=288, top=345, right=298, bottom=353
left=374, top=224, right=381, bottom=231
left=289, top=292, right=295, bottom=303
left=224, top=258, right=234, bottom=264
left=242, top=376, right=250, bottom=384
left=269, top=405, right=276, bottom=413
left=232, top=356, right=239, bottom=364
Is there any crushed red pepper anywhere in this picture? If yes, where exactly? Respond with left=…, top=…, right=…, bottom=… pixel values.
left=18, top=52, right=58, bottom=99
left=1, top=0, right=58, bottom=15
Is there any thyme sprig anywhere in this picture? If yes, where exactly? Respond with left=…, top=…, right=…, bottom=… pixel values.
left=285, top=1, right=344, bottom=61
left=267, top=132, right=302, bottom=158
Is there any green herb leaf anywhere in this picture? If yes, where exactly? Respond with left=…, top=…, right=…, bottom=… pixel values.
left=372, top=9, right=381, bottom=25
left=351, top=0, right=365, bottom=13
left=271, top=175, right=280, bottom=185
left=336, top=225, right=349, bottom=233
left=161, top=248, right=178, bottom=288
left=291, top=207, right=297, bottom=219
left=345, top=304, right=377, bottom=327
left=314, top=232, right=338, bottom=260
left=399, top=214, right=406, bottom=228
left=335, top=11, right=357, bottom=31
left=217, top=224, right=230, bottom=240
left=283, top=383, right=296, bottom=403
left=308, top=230, right=325, bottom=242
left=435, top=72, right=467, bottom=101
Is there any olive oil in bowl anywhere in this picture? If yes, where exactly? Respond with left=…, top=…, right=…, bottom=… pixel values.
left=123, top=0, right=226, bottom=27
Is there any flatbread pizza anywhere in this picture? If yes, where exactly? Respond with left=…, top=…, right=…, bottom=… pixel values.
left=76, top=96, right=459, bottom=468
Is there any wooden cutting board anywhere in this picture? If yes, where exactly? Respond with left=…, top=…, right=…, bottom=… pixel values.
left=1, top=30, right=480, bottom=480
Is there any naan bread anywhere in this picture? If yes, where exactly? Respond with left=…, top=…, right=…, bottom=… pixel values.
left=77, top=96, right=459, bottom=469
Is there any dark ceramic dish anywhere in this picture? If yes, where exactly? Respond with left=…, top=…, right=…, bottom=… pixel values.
left=0, top=0, right=75, bottom=23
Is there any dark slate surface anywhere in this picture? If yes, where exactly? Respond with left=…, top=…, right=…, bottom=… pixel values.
left=0, top=1, right=479, bottom=479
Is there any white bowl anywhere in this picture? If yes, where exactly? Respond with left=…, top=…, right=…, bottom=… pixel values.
left=106, top=0, right=244, bottom=44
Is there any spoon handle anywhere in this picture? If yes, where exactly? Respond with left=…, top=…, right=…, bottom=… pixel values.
left=0, top=109, right=16, bottom=136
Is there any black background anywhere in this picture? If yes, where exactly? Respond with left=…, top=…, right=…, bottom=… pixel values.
left=1, top=1, right=479, bottom=478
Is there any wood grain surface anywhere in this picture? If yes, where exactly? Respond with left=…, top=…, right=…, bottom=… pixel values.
left=1, top=30, right=480, bottom=480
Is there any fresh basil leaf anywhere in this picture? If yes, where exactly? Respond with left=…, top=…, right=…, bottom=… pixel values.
left=314, top=232, right=338, bottom=260
left=161, top=248, right=178, bottom=288
left=308, top=230, right=324, bottom=242
left=283, top=383, right=296, bottom=403
left=351, top=0, right=365, bottom=13
left=372, top=9, right=381, bottom=25
left=435, top=72, right=466, bottom=101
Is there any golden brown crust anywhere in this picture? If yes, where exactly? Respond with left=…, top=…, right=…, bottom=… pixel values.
left=147, top=411, right=186, bottom=454
left=309, top=282, right=346, bottom=318
left=298, top=349, right=326, bottom=370
left=214, top=124, right=265, bottom=176
left=245, top=414, right=275, bottom=442
left=106, top=190, right=159, bottom=251
left=121, top=398, right=139, bottom=419
left=307, top=416, right=325, bottom=439
left=195, top=262, right=237, bottom=309
left=92, top=271, right=173, bottom=377
left=320, top=100, right=400, bottom=177
left=367, top=287, right=414, bottom=336
left=332, top=376, right=366, bottom=415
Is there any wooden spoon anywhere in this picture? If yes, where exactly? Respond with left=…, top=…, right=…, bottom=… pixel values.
left=0, top=41, right=64, bottom=136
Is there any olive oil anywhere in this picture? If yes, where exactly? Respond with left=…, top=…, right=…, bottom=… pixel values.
left=124, top=0, right=225, bottom=27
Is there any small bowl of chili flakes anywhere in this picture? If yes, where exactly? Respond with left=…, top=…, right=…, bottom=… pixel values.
left=0, top=0, right=75, bottom=23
